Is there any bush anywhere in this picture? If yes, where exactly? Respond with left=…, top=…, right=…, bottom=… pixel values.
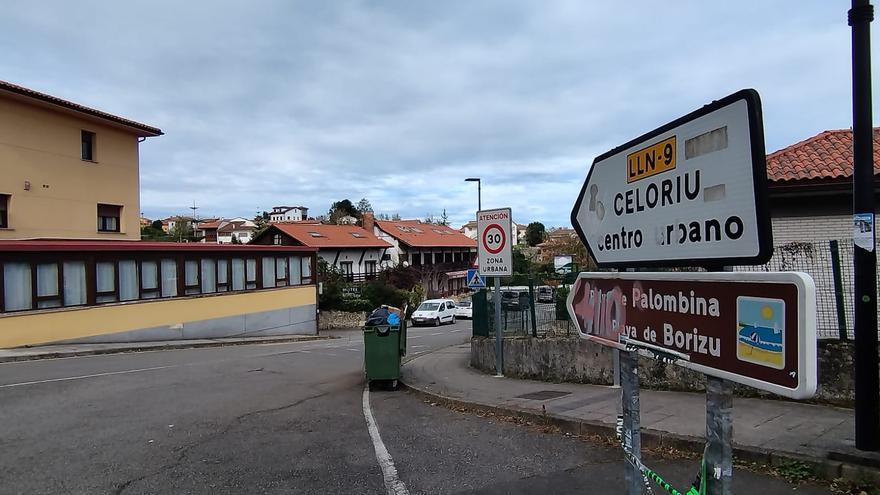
left=555, top=286, right=570, bottom=321
left=341, top=298, right=373, bottom=313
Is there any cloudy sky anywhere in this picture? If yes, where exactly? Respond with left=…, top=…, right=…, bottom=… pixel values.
left=2, top=1, right=876, bottom=227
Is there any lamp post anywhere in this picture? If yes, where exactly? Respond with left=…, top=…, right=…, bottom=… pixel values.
left=465, top=177, right=481, bottom=212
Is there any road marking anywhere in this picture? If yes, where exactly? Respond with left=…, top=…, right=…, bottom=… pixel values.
left=408, top=336, right=424, bottom=339
left=346, top=348, right=360, bottom=352
left=362, top=385, right=410, bottom=495
left=0, top=365, right=177, bottom=389
left=429, top=332, right=442, bottom=336
left=451, top=329, right=462, bottom=333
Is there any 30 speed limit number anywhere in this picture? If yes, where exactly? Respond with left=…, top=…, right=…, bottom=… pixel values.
left=477, top=208, right=513, bottom=276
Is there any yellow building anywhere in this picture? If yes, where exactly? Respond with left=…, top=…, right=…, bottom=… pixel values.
left=0, top=80, right=162, bottom=240
left=0, top=82, right=319, bottom=347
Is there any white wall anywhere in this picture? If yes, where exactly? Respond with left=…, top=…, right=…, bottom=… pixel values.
left=319, top=247, right=386, bottom=275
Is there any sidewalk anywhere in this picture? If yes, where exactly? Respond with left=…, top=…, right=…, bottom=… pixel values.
left=0, top=334, right=329, bottom=363
left=402, top=344, right=880, bottom=483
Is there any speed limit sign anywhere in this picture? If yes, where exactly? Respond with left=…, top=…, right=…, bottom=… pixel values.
left=477, top=207, right=513, bottom=276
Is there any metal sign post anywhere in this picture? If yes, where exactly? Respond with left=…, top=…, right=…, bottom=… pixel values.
left=620, top=350, right=643, bottom=495
left=849, top=0, right=880, bottom=452
left=477, top=208, right=513, bottom=377
left=705, top=376, right=733, bottom=495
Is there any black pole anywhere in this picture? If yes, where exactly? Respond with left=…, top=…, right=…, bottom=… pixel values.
left=849, top=0, right=880, bottom=451
left=829, top=240, right=849, bottom=341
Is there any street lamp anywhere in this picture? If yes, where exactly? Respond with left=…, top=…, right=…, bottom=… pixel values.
left=465, top=177, right=481, bottom=211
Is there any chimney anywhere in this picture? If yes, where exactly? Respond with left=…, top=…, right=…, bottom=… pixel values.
left=362, top=212, right=375, bottom=233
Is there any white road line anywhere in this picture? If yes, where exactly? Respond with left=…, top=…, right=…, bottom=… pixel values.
left=451, top=329, right=462, bottom=333
left=429, top=332, right=443, bottom=336
left=346, top=348, right=360, bottom=352
left=411, top=345, right=427, bottom=349
left=408, top=335, right=425, bottom=339
left=0, top=365, right=177, bottom=389
left=362, top=385, right=410, bottom=495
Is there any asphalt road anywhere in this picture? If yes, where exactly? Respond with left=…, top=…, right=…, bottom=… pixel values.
left=0, top=320, right=829, bottom=494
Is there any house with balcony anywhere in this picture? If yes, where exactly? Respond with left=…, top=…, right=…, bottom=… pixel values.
left=366, top=214, right=476, bottom=296
left=269, top=205, right=309, bottom=223
left=0, top=81, right=319, bottom=348
left=250, top=221, right=391, bottom=281
left=197, top=217, right=256, bottom=244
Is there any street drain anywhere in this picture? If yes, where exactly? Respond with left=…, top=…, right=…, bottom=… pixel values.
left=515, top=390, right=571, bottom=401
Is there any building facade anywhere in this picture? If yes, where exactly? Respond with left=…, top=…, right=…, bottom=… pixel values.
left=368, top=214, right=476, bottom=296
left=269, top=206, right=309, bottom=223
left=0, top=82, right=320, bottom=348
left=250, top=222, right=391, bottom=280
left=0, top=81, right=162, bottom=240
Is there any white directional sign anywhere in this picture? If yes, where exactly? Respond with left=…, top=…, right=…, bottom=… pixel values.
left=477, top=208, right=513, bottom=276
left=571, top=89, right=772, bottom=268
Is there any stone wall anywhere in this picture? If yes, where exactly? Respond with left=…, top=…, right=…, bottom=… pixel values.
left=471, top=336, right=860, bottom=407
left=318, top=310, right=367, bottom=330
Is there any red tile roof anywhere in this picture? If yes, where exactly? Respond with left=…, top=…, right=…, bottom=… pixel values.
left=265, top=222, right=391, bottom=249
left=0, top=80, right=163, bottom=137
left=766, top=127, right=880, bottom=183
left=376, top=220, right=477, bottom=248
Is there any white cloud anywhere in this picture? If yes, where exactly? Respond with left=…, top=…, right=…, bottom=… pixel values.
left=0, top=1, right=874, bottom=226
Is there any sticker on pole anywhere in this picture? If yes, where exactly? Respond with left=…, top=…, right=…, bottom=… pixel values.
left=571, top=89, right=772, bottom=268
left=477, top=208, right=513, bottom=276
left=466, top=268, right=486, bottom=289
left=566, top=271, right=817, bottom=399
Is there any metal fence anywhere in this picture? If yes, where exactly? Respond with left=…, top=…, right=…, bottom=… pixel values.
left=476, top=281, right=573, bottom=338
left=734, top=239, right=872, bottom=340
left=474, top=239, right=874, bottom=341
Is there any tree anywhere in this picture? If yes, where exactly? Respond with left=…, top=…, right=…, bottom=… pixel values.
left=423, top=213, right=436, bottom=224
left=525, top=222, right=546, bottom=247
left=231, top=234, right=242, bottom=244
left=328, top=199, right=359, bottom=224
left=356, top=198, right=373, bottom=215
left=253, top=211, right=270, bottom=237
left=151, top=219, right=164, bottom=231
left=170, top=218, right=195, bottom=242
left=439, top=209, right=449, bottom=226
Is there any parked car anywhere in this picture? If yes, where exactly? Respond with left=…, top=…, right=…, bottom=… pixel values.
left=537, top=286, right=554, bottom=303
left=411, top=299, right=457, bottom=326
left=454, top=301, right=473, bottom=319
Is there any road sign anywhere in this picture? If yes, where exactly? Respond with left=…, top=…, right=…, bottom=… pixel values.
left=466, top=268, right=486, bottom=289
left=571, top=89, right=772, bottom=268
left=477, top=208, right=513, bottom=276
left=566, top=271, right=817, bottom=399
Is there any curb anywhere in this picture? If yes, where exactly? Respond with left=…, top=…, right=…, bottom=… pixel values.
left=400, top=373, right=880, bottom=486
left=0, top=335, right=331, bottom=363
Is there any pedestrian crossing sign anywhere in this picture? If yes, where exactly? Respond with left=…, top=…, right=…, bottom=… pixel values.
left=466, top=269, right=486, bottom=289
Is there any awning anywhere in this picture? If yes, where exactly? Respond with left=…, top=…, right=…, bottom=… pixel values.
left=445, top=270, right=468, bottom=279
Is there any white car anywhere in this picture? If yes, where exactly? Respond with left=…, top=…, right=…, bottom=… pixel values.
left=411, top=299, right=457, bottom=326
left=454, top=301, right=473, bottom=319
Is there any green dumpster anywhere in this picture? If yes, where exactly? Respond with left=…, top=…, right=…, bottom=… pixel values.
left=363, top=308, right=407, bottom=388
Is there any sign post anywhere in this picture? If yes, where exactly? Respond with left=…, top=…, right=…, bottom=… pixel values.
left=477, top=208, right=513, bottom=377
left=849, top=0, right=880, bottom=451
left=569, top=90, right=818, bottom=494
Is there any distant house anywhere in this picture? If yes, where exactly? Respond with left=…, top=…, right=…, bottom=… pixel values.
left=197, top=217, right=256, bottom=244
left=368, top=214, right=476, bottom=296
left=160, top=215, right=193, bottom=234
left=337, top=215, right=358, bottom=225
left=139, top=217, right=152, bottom=227
left=250, top=221, right=391, bottom=280
left=269, top=206, right=309, bottom=223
